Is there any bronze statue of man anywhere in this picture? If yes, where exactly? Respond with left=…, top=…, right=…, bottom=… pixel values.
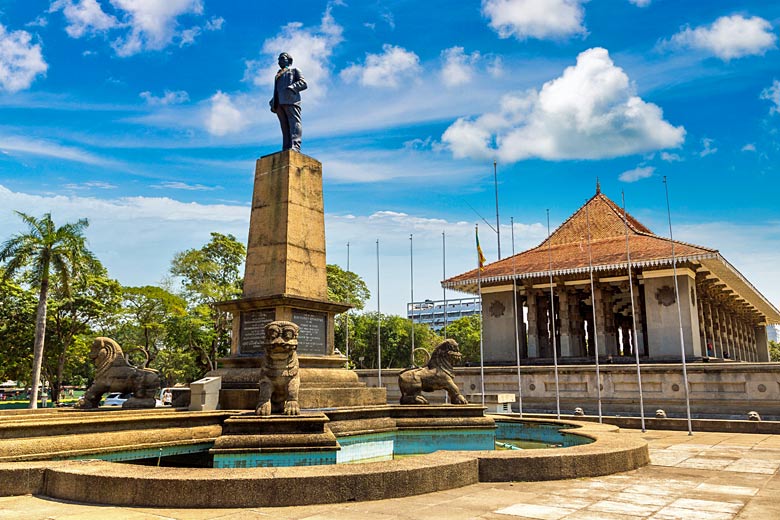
left=270, top=52, right=307, bottom=151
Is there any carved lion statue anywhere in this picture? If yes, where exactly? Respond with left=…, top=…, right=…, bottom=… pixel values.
left=75, top=337, right=161, bottom=409
left=256, top=321, right=300, bottom=416
left=398, top=339, right=468, bottom=405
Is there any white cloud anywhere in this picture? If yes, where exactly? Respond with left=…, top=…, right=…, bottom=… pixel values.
left=247, top=6, right=343, bottom=103
left=340, top=44, right=420, bottom=88
left=441, top=47, right=685, bottom=163
left=761, top=80, right=780, bottom=115
left=629, top=0, right=651, bottom=7
left=49, top=0, right=118, bottom=38
left=667, top=15, right=777, bottom=61
left=487, top=56, right=504, bottom=78
left=0, top=24, right=48, bottom=93
left=440, top=47, right=481, bottom=87
left=0, top=135, right=109, bottom=165
left=481, top=0, right=586, bottom=40
left=619, top=165, right=654, bottom=182
left=63, top=181, right=117, bottom=190
left=151, top=181, right=219, bottom=191
left=51, top=0, right=209, bottom=56
left=660, top=152, right=681, bottom=162
left=699, top=137, right=717, bottom=157
left=110, top=0, right=203, bottom=56
left=741, top=143, right=756, bottom=152
left=205, top=91, right=247, bottom=136
left=204, top=16, right=224, bottom=32
left=139, top=90, right=189, bottom=105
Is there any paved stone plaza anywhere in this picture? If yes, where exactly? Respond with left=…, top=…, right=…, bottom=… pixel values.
left=1, top=429, right=778, bottom=519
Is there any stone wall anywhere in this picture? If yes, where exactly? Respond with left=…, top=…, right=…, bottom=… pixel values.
left=357, top=362, right=780, bottom=420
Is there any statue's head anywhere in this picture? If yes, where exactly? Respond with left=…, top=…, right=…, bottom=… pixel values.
left=278, top=53, right=292, bottom=68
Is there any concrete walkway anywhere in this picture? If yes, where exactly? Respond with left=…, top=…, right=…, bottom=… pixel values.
left=1, top=429, right=778, bottom=519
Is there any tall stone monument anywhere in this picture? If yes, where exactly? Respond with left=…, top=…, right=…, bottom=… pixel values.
left=210, top=150, right=385, bottom=409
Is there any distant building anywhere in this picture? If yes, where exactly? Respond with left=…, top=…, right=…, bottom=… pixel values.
left=407, top=297, right=481, bottom=330
left=768, top=325, right=780, bottom=343
left=445, top=187, right=780, bottom=363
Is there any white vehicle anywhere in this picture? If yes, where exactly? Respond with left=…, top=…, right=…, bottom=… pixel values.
left=102, top=392, right=131, bottom=406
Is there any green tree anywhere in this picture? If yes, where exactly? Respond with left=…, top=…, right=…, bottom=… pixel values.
left=446, top=314, right=482, bottom=364
left=770, top=340, right=780, bottom=362
left=0, top=212, right=95, bottom=408
left=327, top=264, right=370, bottom=310
left=44, top=261, right=122, bottom=403
left=344, top=312, right=442, bottom=369
left=0, top=273, right=37, bottom=383
left=170, top=232, right=245, bottom=369
left=118, top=285, right=186, bottom=365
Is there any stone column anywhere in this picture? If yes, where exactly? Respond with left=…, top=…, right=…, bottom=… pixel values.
left=756, top=325, right=769, bottom=362
left=631, top=284, right=646, bottom=356
left=526, top=291, right=539, bottom=358
left=570, top=291, right=586, bottom=356
left=558, top=289, right=574, bottom=357
left=697, top=295, right=707, bottom=353
left=601, top=287, right=619, bottom=356
left=718, top=306, right=727, bottom=358
left=591, top=284, right=608, bottom=357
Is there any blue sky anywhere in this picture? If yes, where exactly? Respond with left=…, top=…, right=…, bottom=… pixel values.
left=0, top=0, right=778, bottom=316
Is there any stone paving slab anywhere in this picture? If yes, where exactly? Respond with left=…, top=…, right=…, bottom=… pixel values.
left=1, top=428, right=778, bottom=519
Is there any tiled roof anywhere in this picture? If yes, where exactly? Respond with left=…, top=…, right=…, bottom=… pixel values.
left=444, top=191, right=717, bottom=287
left=443, top=190, right=780, bottom=324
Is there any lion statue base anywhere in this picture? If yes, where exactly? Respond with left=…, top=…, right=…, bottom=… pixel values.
left=256, top=321, right=300, bottom=416
left=74, top=337, right=161, bottom=409
left=398, top=339, right=468, bottom=405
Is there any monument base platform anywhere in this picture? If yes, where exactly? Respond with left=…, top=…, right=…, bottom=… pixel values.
left=207, top=356, right=387, bottom=410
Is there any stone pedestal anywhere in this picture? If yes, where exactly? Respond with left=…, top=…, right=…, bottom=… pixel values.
left=210, top=413, right=340, bottom=467
left=209, top=150, right=387, bottom=409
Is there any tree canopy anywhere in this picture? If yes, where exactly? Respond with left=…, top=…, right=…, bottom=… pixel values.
left=0, top=212, right=95, bottom=408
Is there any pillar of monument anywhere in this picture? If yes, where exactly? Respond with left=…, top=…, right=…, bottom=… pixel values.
left=210, top=150, right=386, bottom=410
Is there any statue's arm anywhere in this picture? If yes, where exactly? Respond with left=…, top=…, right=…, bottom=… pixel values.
left=289, top=69, right=307, bottom=92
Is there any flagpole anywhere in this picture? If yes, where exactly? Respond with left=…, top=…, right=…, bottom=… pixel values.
left=493, top=160, right=501, bottom=259
left=346, top=242, right=350, bottom=366
left=546, top=210, right=561, bottom=420
left=663, top=176, right=693, bottom=436
left=410, top=233, right=415, bottom=366
left=442, top=231, right=448, bottom=338
left=476, top=224, right=486, bottom=407
left=511, top=217, right=523, bottom=416
left=622, top=192, right=646, bottom=433
left=586, top=202, right=603, bottom=423
left=376, top=238, right=382, bottom=387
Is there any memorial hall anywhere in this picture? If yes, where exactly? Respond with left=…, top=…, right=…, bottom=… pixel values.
left=444, top=187, right=780, bottom=364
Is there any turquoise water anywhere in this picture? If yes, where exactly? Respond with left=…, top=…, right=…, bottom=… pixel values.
left=77, top=420, right=591, bottom=468
left=212, top=421, right=591, bottom=468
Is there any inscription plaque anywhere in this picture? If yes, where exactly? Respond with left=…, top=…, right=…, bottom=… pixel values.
left=239, top=309, right=275, bottom=355
left=292, top=309, right=328, bottom=355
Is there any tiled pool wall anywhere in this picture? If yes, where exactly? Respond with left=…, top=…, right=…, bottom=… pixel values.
left=495, top=420, right=593, bottom=448
left=214, top=449, right=337, bottom=468
left=75, top=421, right=591, bottom=468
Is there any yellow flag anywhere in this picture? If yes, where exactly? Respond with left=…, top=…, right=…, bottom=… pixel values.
left=476, top=228, right=486, bottom=271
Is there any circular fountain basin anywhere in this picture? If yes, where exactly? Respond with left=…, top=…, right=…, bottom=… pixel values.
left=0, top=413, right=648, bottom=508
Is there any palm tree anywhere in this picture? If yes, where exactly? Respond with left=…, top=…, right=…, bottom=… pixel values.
left=0, top=212, right=94, bottom=409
